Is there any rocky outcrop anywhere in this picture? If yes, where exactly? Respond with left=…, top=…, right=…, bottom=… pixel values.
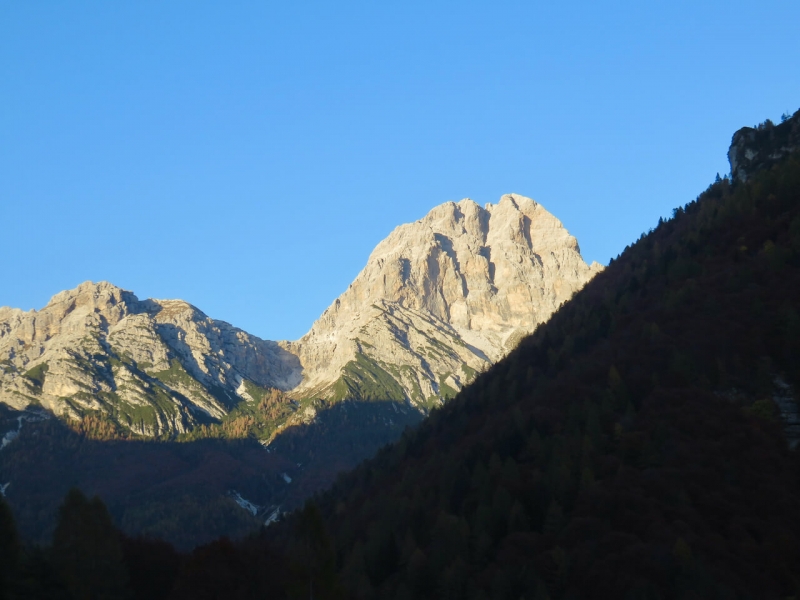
left=0, top=282, right=301, bottom=436
left=287, top=194, right=602, bottom=408
left=729, top=108, right=800, bottom=183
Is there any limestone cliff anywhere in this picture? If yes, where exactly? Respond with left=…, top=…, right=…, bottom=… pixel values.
left=0, top=194, right=601, bottom=435
left=287, top=194, right=602, bottom=408
left=0, top=282, right=300, bottom=436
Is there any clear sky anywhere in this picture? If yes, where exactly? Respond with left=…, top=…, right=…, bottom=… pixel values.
left=2, top=1, right=799, bottom=341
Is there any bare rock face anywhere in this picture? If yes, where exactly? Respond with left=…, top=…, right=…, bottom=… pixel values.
left=0, top=282, right=301, bottom=436
left=0, top=194, right=600, bottom=435
left=288, top=194, right=602, bottom=408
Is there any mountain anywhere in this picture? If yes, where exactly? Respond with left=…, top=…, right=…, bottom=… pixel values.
left=288, top=109, right=800, bottom=599
left=157, top=109, right=800, bottom=599
left=1, top=110, right=798, bottom=599
left=0, top=194, right=599, bottom=546
left=0, top=281, right=301, bottom=437
left=288, top=194, right=601, bottom=408
left=0, top=195, right=597, bottom=438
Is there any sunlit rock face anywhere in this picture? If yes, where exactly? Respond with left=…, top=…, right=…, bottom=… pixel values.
left=0, top=194, right=601, bottom=434
left=0, top=281, right=301, bottom=436
left=286, top=194, right=602, bottom=408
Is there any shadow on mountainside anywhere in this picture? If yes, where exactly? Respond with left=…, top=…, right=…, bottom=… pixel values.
left=0, top=407, right=297, bottom=550
left=0, top=397, right=423, bottom=550
left=267, top=399, right=425, bottom=506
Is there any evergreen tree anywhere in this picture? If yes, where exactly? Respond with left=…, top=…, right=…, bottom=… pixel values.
left=0, top=495, right=20, bottom=599
left=51, top=488, right=129, bottom=600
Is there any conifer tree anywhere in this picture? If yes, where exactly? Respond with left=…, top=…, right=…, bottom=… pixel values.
left=51, top=488, right=129, bottom=600
left=0, top=495, right=20, bottom=599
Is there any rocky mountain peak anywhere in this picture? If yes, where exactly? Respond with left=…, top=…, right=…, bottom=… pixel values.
left=45, top=281, right=138, bottom=323
left=46, top=279, right=130, bottom=306
left=290, top=194, right=601, bottom=403
left=0, top=281, right=300, bottom=434
left=0, top=193, right=600, bottom=433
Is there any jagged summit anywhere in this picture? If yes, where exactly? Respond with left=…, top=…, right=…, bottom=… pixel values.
left=289, top=193, right=601, bottom=405
left=0, top=280, right=301, bottom=435
left=45, top=279, right=131, bottom=305
left=0, top=194, right=600, bottom=434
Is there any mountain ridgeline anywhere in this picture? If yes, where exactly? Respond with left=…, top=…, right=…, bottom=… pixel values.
left=0, top=194, right=598, bottom=436
left=0, top=194, right=599, bottom=546
left=0, top=285, right=301, bottom=437
left=287, top=194, right=602, bottom=407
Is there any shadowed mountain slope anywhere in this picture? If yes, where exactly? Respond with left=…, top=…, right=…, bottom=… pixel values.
left=244, top=109, right=800, bottom=599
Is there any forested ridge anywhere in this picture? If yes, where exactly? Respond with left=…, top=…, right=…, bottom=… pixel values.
left=1, top=113, right=800, bottom=599
left=287, top=121, right=800, bottom=599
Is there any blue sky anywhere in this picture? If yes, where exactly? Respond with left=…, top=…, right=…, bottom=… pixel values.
left=2, top=1, right=799, bottom=340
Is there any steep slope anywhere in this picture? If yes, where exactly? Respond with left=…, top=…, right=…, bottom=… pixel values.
left=238, top=110, right=800, bottom=599
left=0, top=405, right=299, bottom=549
left=289, top=194, right=601, bottom=408
left=0, top=282, right=301, bottom=436
left=729, top=111, right=800, bottom=182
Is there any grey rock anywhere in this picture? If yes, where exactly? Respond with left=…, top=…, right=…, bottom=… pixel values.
left=0, top=194, right=601, bottom=434
left=0, top=282, right=301, bottom=435
left=287, top=194, right=602, bottom=408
